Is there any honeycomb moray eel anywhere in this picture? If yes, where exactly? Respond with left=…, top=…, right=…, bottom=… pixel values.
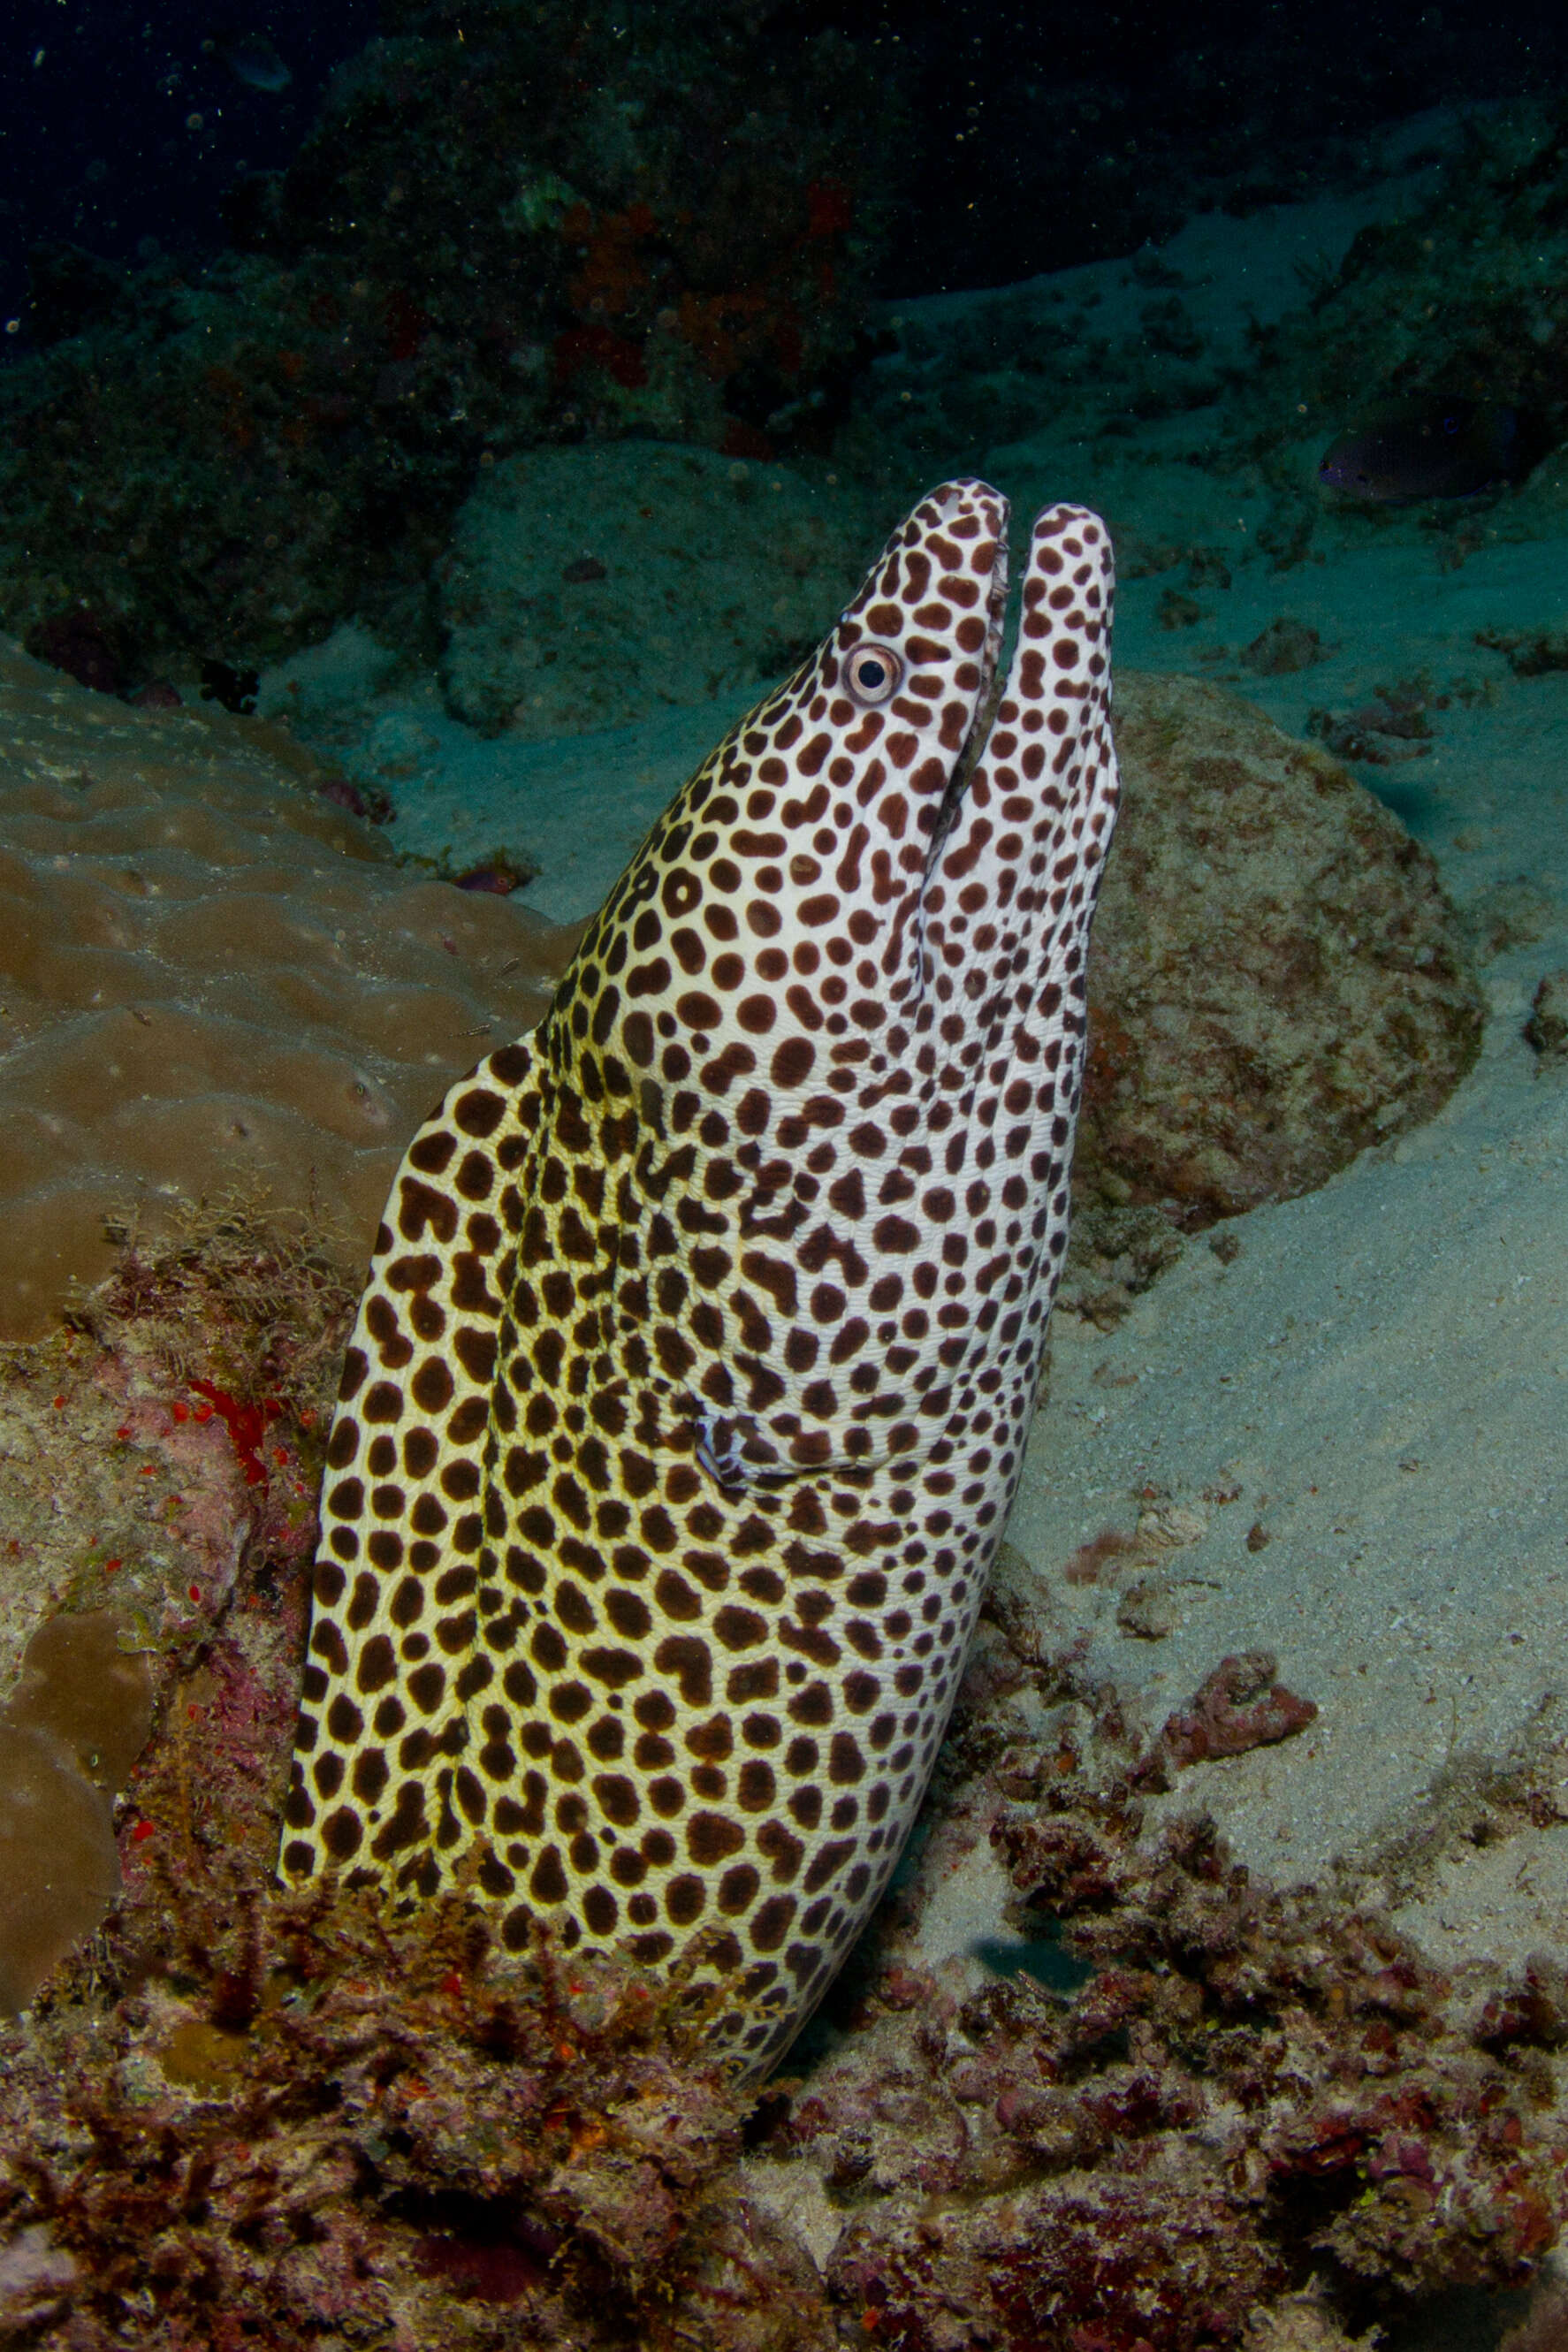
left=281, top=480, right=1120, bottom=2078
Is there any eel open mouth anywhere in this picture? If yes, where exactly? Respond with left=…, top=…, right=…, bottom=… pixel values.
left=891, top=488, right=1117, bottom=1059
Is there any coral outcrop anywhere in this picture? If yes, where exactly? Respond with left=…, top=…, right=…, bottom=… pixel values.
left=438, top=442, right=875, bottom=737
left=0, top=1204, right=357, bottom=2016
left=0, top=1612, right=156, bottom=2014
left=1217, top=102, right=1568, bottom=561
left=1, top=1397, right=1562, bottom=2346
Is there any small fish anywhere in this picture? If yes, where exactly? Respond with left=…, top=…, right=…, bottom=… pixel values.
left=209, top=29, right=293, bottom=92
left=454, top=859, right=531, bottom=895
left=1318, top=400, right=1519, bottom=503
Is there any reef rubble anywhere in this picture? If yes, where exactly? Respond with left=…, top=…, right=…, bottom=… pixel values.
left=0, top=1233, right=1564, bottom=2348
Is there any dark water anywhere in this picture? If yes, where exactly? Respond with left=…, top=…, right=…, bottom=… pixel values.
left=0, top=1, right=375, bottom=322
left=4, top=0, right=1567, bottom=329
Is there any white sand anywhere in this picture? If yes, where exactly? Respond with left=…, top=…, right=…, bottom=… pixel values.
left=1006, top=978, right=1568, bottom=1948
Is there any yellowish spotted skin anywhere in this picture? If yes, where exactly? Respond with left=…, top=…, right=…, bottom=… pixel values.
left=281, top=481, right=1119, bottom=2076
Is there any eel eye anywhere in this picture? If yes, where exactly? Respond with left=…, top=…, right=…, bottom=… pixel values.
left=844, top=643, right=903, bottom=705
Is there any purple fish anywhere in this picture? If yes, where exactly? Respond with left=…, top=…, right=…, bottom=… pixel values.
left=1319, top=400, right=1519, bottom=503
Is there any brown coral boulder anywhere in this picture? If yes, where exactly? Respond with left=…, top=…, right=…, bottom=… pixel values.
left=1081, top=673, right=1483, bottom=1226
left=0, top=643, right=579, bottom=1340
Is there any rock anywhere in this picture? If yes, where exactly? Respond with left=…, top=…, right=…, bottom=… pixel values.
left=1080, top=673, right=1484, bottom=1227
left=1524, top=969, right=1568, bottom=1062
left=1476, top=624, right=1568, bottom=676
left=1116, top=1576, right=1178, bottom=1640
left=1239, top=617, right=1327, bottom=675
left=437, top=442, right=874, bottom=739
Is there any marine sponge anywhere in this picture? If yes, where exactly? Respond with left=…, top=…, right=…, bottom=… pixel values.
left=0, top=641, right=579, bottom=1339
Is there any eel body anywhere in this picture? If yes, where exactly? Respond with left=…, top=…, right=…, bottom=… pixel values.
left=281, top=480, right=1119, bottom=2075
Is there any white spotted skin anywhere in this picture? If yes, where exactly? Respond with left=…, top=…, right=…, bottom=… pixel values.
left=280, top=482, right=1120, bottom=2078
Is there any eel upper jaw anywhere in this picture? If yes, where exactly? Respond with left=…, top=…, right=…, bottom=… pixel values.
left=917, top=514, right=1013, bottom=894
left=882, top=506, right=1011, bottom=1015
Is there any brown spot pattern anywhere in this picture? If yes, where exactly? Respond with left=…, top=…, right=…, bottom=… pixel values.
left=280, top=484, right=1119, bottom=2082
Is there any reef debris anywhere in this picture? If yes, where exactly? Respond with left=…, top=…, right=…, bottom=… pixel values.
left=1524, top=971, right=1568, bottom=1063
left=2, top=1373, right=1564, bottom=2348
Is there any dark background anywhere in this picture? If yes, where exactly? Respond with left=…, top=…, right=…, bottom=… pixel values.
left=0, top=2, right=377, bottom=323
left=3, top=1, right=1566, bottom=323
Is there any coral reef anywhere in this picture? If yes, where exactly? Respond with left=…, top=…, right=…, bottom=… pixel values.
left=1, top=28, right=1564, bottom=2343
left=1077, top=672, right=1484, bottom=1229
left=0, top=640, right=578, bottom=1338
left=791, top=1809, right=1567, bottom=2338
left=1218, top=101, right=1568, bottom=551
left=0, top=1872, right=798, bottom=2351
left=0, top=1199, right=358, bottom=2015
left=742, top=1589, right=1568, bottom=2348
left=0, top=2, right=900, bottom=689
